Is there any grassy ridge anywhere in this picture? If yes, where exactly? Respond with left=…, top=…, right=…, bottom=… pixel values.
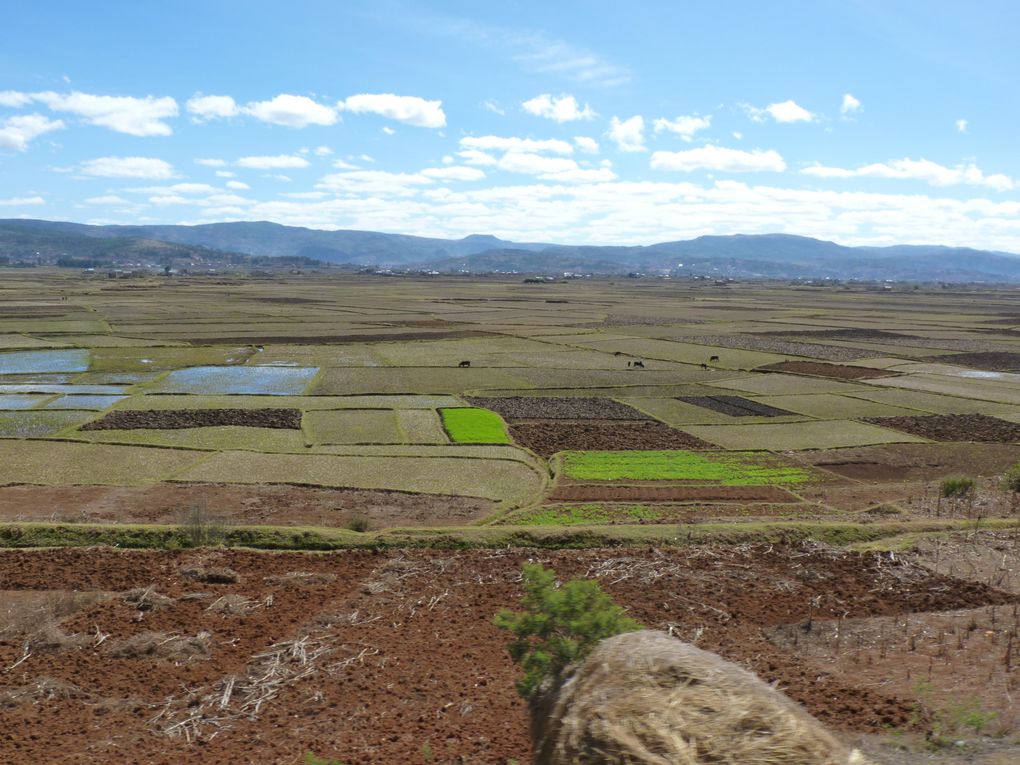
left=1, top=518, right=1016, bottom=552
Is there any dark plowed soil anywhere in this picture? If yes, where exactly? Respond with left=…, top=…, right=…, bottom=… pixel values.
left=762, top=328, right=913, bottom=340
left=1, top=544, right=1016, bottom=764
left=680, top=395, right=794, bottom=417
left=928, top=351, right=1020, bottom=372
left=549, top=483, right=799, bottom=502
left=467, top=396, right=653, bottom=421
left=509, top=421, right=711, bottom=456
left=81, top=408, right=303, bottom=430
left=0, top=483, right=494, bottom=528
left=756, top=360, right=895, bottom=380
left=862, top=414, right=1020, bottom=443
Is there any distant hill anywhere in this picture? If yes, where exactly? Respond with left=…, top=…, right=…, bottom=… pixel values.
left=2, top=219, right=1019, bottom=282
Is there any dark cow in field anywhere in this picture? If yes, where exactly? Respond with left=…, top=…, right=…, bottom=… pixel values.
left=458, top=360, right=471, bottom=367
left=710, top=355, right=720, bottom=362
left=630, top=360, right=645, bottom=369
left=700, top=363, right=709, bottom=370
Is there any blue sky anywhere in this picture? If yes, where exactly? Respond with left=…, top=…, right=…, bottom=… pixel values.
left=2, top=0, right=1019, bottom=250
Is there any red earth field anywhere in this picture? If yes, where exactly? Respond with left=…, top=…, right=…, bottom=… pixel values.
left=2, top=543, right=1018, bottom=764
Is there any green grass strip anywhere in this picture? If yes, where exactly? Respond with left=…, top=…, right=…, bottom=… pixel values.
left=440, top=407, right=511, bottom=444
left=559, top=450, right=811, bottom=485
left=1, top=518, right=1016, bottom=552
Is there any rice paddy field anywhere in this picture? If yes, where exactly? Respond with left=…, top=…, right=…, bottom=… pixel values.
left=0, top=270, right=1016, bottom=532
left=4, top=271, right=1020, bottom=763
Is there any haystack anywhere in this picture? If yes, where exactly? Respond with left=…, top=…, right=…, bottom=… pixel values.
left=532, top=630, right=868, bottom=765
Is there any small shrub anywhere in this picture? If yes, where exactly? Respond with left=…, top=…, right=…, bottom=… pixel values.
left=494, top=563, right=641, bottom=698
left=940, top=476, right=975, bottom=498
left=179, top=503, right=226, bottom=548
left=346, top=512, right=371, bottom=533
left=1002, top=463, right=1020, bottom=493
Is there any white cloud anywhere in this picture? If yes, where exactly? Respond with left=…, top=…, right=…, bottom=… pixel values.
left=521, top=93, right=596, bottom=122
left=421, top=166, right=486, bottom=182
left=653, top=114, right=711, bottom=142
left=956, top=118, right=969, bottom=133
left=32, top=91, right=179, bottom=135
left=195, top=158, right=226, bottom=167
left=332, top=158, right=359, bottom=170
left=802, top=157, right=1013, bottom=191
left=317, top=170, right=435, bottom=195
left=236, top=154, right=310, bottom=169
left=80, top=156, right=176, bottom=178
left=381, top=126, right=396, bottom=135
left=746, top=100, right=816, bottom=123
left=573, top=136, right=599, bottom=154
left=281, top=191, right=328, bottom=200
left=840, top=93, right=861, bottom=114
left=0, top=91, right=33, bottom=107
left=187, top=94, right=240, bottom=121
left=225, top=180, right=250, bottom=190
left=0, top=195, right=45, bottom=206
left=0, top=114, right=65, bottom=151
left=651, top=145, right=787, bottom=173
left=246, top=94, right=338, bottom=128
left=460, top=135, right=574, bottom=155
left=215, top=170, right=235, bottom=178
left=337, top=93, right=445, bottom=128
left=83, top=195, right=130, bottom=205
left=314, top=146, right=333, bottom=156
left=481, top=99, right=505, bottom=115
left=606, top=115, right=646, bottom=152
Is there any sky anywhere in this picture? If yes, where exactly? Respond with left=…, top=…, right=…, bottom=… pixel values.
left=2, top=0, right=1019, bottom=251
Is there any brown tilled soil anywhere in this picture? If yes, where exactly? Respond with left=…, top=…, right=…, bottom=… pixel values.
left=80, top=408, right=303, bottom=430
left=549, top=483, right=800, bottom=502
left=509, top=421, right=711, bottom=456
left=928, top=351, right=1020, bottom=372
left=467, top=396, right=652, bottom=421
left=756, top=360, right=895, bottom=380
left=863, top=414, right=1020, bottom=443
left=1, top=544, right=1017, bottom=764
left=790, top=442, right=1020, bottom=482
left=675, top=334, right=876, bottom=361
left=182, top=330, right=494, bottom=345
left=0, top=484, right=495, bottom=528
left=679, top=395, right=794, bottom=417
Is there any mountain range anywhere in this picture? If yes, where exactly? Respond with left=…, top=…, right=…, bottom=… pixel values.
left=2, top=218, right=1019, bottom=282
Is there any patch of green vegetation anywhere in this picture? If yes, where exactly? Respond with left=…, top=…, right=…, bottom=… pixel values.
left=505, top=504, right=660, bottom=526
left=559, top=450, right=811, bottom=485
left=494, top=563, right=642, bottom=697
left=441, top=407, right=511, bottom=444
left=939, top=475, right=975, bottom=498
left=1002, top=463, right=1020, bottom=493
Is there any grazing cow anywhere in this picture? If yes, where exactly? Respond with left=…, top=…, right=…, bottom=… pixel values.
left=700, top=363, right=709, bottom=370
left=633, top=360, right=645, bottom=369
left=709, top=355, right=720, bottom=362
left=458, top=360, right=471, bottom=367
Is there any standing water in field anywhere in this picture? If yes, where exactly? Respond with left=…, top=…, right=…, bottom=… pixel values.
left=0, top=350, right=89, bottom=374
left=154, top=366, right=319, bottom=395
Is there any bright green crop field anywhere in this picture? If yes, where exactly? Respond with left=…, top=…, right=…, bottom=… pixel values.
left=559, top=450, right=812, bottom=485
left=441, top=407, right=511, bottom=444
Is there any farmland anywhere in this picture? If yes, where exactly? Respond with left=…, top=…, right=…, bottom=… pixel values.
left=2, top=270, right=1020, bottom=762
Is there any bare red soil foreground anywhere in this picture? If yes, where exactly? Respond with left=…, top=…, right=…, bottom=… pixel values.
left=2, top=544, right=1017, bottom=764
